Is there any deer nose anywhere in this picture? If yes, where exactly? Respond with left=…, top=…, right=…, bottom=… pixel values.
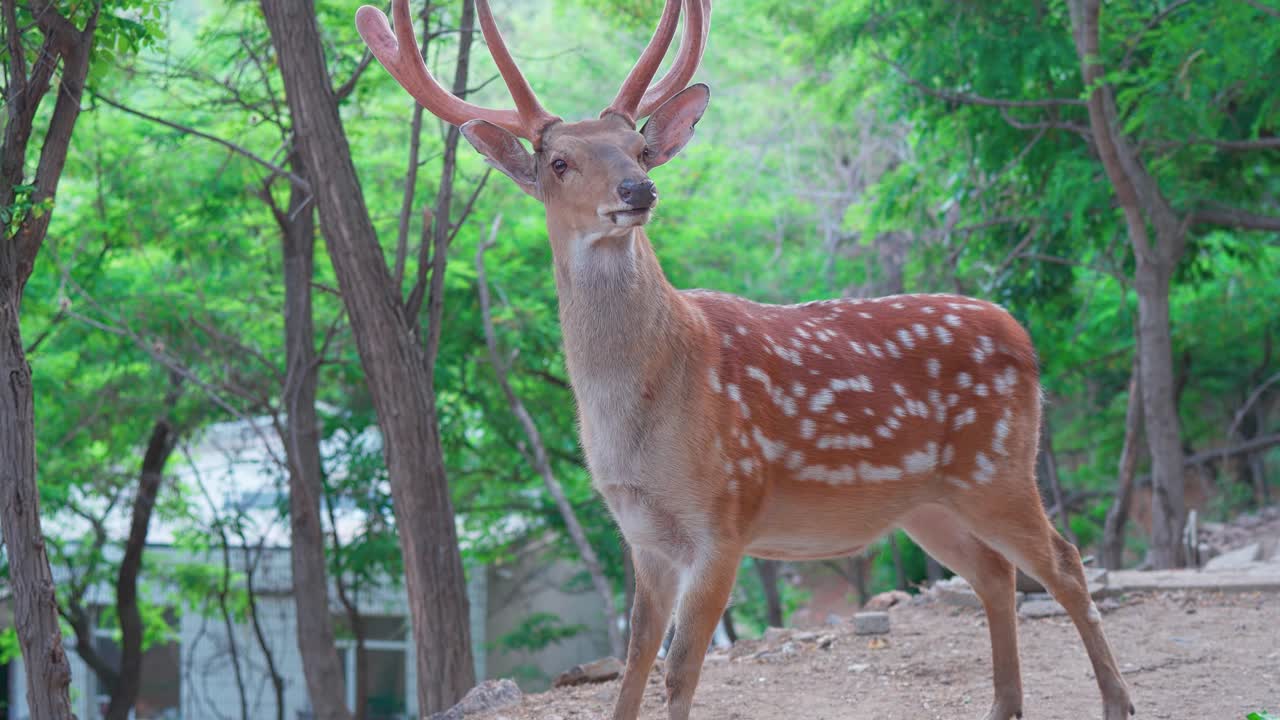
left=617, top=178, right=656, bottom=208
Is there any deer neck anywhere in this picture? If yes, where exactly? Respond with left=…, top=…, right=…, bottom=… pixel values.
left=545, top=220, right=701, bottom=412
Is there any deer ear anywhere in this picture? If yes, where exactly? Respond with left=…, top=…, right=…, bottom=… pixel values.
left=640, top=83, right=710, bottom=169
left=460, top=120, right=538, bottom=196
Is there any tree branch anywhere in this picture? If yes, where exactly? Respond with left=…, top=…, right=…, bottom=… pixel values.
left=89, top=91, right=311, bottom=191
left=1191, top=204, right=1280, bottom=232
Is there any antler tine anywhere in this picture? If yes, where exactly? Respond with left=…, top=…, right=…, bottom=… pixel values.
left=604, top=0, right=682, bottom=122
left=474, top=0, right=558, bottom=136
left=637, top=0, right=710, bottom=118
left=356, top=0, right=554, bottom=141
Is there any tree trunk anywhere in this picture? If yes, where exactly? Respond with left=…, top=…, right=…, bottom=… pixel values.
left=107, top=381, right=182, bottom=720
left=754, top=560, right=784, bottom=628
left=850, top=554, right=870, bottom=606
left=1103, top=357, right=1143, bottom=569
left=259, top=1, right=475, bottom=710
left=476, top=225, right=624, bottom=658
left=1, top=2, right=98, bottom=715
left=720, top=606, right=738, bottom=644
left=889, top=534, right=907, bottom=591
left=276, top=151, right=354, bottom=720
left=0, top=288, right=75, bottom=720
left=1134, top=257, right=1186, bottom=568
left=1068, top=0, right=1187, bottom=568
left=1039, top=416, right=1078, bottom=546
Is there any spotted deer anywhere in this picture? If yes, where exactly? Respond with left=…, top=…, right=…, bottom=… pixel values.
left=357, top=1, right=1134, bottom=718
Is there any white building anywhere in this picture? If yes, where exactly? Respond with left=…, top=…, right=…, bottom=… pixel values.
left=6, top=419, right=613, bottom=719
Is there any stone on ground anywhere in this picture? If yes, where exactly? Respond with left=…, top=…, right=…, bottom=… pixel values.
left=1203, top=542, right=1262, bottom=571
left=864, top=589, right=912, bottom=611
left=553, top=656, right=624, bottom=688
left=853, top=611, right=890, bottom=635
left=428, top=679, right=522, bottom=720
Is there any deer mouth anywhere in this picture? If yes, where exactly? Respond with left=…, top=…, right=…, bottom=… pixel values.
left=604, top=206, right=653, bottom=226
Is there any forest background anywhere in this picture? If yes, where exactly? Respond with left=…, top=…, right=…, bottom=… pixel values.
left=1, top=0, right=1277, bottom=717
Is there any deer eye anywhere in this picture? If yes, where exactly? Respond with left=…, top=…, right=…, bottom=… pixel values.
left=551, top=158, right=568, bottom=176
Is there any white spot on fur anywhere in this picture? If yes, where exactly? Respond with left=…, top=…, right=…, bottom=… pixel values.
left=850, top=340, right=867, bottom=355
left=884, top=340, right=902, bottom=358
left=973, top=452, right=996, bottom=484
left=897, top=329, right=915, bottom=349
left=833, top=411, right=849, bottom=423
left=914, top=323, right=929, bottom=338
left=957, top=372, right=973, bottom=389
left=816, top=433, right=874, bottom=450
left=994, top=366, right=1019, bottom=395
left=941, top=444, right=955, bottom=467
left=809, top=388, right=835, bottom=413
left=974, top=383, right=989, bottom=397
left=927, top=358, right=941, bottom=378
left=753, top=427, right=787, bottom=461
left=943, top=313, right=962, bottom=328
left=922, top=306, right=935, bottom=314
left=792, top=382, right=806, bottom=397
left=786, top=450, right=805, bottom=470
left=934, top=325, right=953, bottom=345
left=708, top=367, right=721, bottom=393
left=993, top=408, right=1013, bottom=455
left=875, top=425, right=894, bottom=439
left=953, top=407, right=978, bottom=429
left=736, top=324, right=749, bottom=335
left=859, top=462, right=903, bottom=482
left=799, top=464, right=857, bottom=485
left=727, top=383, right=741, bottom=401
left=739, top=457, right=758, bottom=474
left=800, top=418, right=817, bottom=439
left=903, top=442, right=939, bottom=474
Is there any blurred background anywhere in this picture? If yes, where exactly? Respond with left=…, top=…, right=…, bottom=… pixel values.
left=1, top=0, right=1276, bottom=718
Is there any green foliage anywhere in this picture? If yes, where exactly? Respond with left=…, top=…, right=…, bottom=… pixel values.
left=493, top=612, right=587, bottom=654
left=14, top=0, right=1278, bottom=695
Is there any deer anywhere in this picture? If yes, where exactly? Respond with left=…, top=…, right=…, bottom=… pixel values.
left=356, top=1, right=1135, bottom=718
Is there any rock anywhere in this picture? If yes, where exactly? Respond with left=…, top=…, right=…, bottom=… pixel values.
left=817, top=634, right=836, bottom=650
left=824, top=613, right=844, bottom=626
left=853, top=611, right=890, bottom=635
left=865, top=590, right=912, bottom=611
left=553, top=657, right=624, bottom=688
left=847, top=662, right=871, bottom=673
left=428, top=679, right=522, bottom=720
left=791, top=630, right=820, bottom=643
left=1106, top=565, right=1280, bottom=595
left=1018, top=599, right=1067, bottom=619
left=762, top=626, right=791, bottom=646
left=1203, top=542, right=1262, bottom=571
left=932, top=577, right=983, bottom=608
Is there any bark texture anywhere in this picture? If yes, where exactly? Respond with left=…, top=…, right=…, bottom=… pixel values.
left=260, top=0, right=475, bottom=710
left=0, top=2, right=100, bottom=716
left=107, top=381, right=182, bottom=720
left=1103, top=357, right=1144, bottom=570
left=1068, top=0, right=1187, bottom=567
left=273, top=151, right=354, bottom=720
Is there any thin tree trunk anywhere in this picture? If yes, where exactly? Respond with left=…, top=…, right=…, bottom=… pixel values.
left=1134, top=259, right=1185, bottom=567
left=476, top=220, right=624, bottom=658
left=850, top=554, right=870, bottom=606
left=326, top=485, right=371, bottom=720
left=274, top=150, right=353, bottom=720
left=1040, top=416, right=1078, bottom=546
left=260, top=1, right=476, bottom=710
left=1069, top=0, right=1187, bottom=567
left=720, top=607, right=738, bottom=644
left=754, top=559, right=784, bottom=628
left=1103, top=357, right=1144, bottom=569
left=889, top=535, right=907, bottom=591
left=106, top=379, right=182, bottom=720
left=217, top=530, right=251, bottom=720
left=0, top=3, right=98, bottom=715
left=240, top=539, right=286, bottom=720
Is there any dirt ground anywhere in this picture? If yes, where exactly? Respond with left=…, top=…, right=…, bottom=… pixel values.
left=473, top=591, right=1279, bottom=720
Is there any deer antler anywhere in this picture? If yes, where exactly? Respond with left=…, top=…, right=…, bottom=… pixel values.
left=355, top=0, right=559, bottom=142
left=638, top=0, right=710, bottom=118
left=605, top=0, right=711, bottom=122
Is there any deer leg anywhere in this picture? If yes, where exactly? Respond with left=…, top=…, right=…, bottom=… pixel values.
left=612, top=547, right=679, bottom=720
left=663, top=549, right=740, bottom=720
left=952, top=484, right=1135, bottom=720
left=901, top=505, right=1023, bottom=720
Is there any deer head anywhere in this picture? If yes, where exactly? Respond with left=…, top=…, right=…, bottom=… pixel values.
left=356, top=0, right=711, bottom=240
